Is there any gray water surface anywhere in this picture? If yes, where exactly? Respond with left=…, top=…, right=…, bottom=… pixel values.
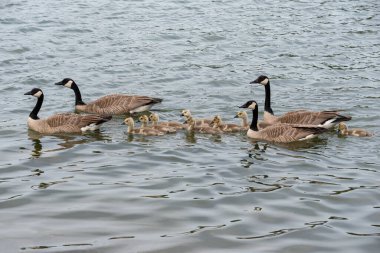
left=1, top=0, right=379, bottom=252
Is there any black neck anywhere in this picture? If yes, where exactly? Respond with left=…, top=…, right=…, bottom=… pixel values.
left=250, top=106, right=259, bottom=131
left=30, top=94, right=43, bottom=120
left=72, top=83, right=85, bottom=105
left=264, top=81, right=274, bottom=115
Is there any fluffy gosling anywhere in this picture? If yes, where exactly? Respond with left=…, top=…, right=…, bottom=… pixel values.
left=337, top=122, right=372, bottom=137
left=124, top=117, right=164, bottom=136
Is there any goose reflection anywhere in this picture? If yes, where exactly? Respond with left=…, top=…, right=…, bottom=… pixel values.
left=248, top=137, right=327, bottom=151
left=28, top=129, right=111, bottom=158
left=241, top=143, right=268, bottom=168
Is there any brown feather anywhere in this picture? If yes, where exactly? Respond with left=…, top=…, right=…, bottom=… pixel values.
left=76, top=94, right=161, bottom=115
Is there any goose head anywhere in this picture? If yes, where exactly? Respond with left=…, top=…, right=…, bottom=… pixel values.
left=239, top=100, right=257, bottom=110
left=149, top=113, right=159, bottom=122
left=138, top=115, right=149, bottom=124
left=123, top=117, right=135, bottom=126
left=211, top=115, right=222, bottom=126
left=338, top=122, right=348, bottom=132
left=24, top=88, right=43, bottom=98
left=55, top=78, right=76, bottom=89
left=250, top=75, right=269, bottom=86
left=181, top=109, right=192, bottom=118
left=234, top=111, right=248, bottom=119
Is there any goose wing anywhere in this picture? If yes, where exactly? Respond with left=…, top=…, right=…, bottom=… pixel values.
left=45, top=113, right=111, bottom=130
left=258, top=124, right=327, bottom=142
left=277, top=110, right=351, bottom=126
left=86, top=94, right=162, bottom=114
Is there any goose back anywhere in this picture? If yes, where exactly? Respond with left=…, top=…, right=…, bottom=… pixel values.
left=28, top=113, right=111, bottom=134
left=76, top=94, right=162, bottom=115
left=55, top=78, right=162, bottom=115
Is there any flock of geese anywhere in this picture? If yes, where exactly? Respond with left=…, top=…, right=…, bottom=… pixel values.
left=24, top=76, right=372, bottom=144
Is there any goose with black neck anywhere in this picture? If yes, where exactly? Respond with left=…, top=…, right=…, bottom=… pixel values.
left=55, top=78, right=163, bottom=115
left=239, top=100, right=328, bottom=143
left=250, top=75, right=352, bottom=128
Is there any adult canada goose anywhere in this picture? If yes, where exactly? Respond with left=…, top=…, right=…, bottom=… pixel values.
left=24, top=88, right=111, bottom=134
left=211, top=115, right=245, bottom=132
left=139, top=115, right=176, bottom=133
left=239, top=100, right=328, bottom=143
left=123, top=117, right=164, bottom=136
left=149, top=113, right=186, bottom=130
left=181, top=109, right=212, bottom=127
left=250, top=75, right=351, bottom=128
left=337, top=122, right=372, bottom=137
left=186, top=116, right=223, bottom=134
left=55, top=78, right=163, bottom=115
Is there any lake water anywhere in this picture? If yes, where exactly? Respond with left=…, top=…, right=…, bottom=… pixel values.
left=1, top=0, right=379, bottom=252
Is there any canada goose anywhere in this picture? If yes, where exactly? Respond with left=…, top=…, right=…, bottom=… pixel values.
left=337, top=122, right=372, bottom=137
left=138, top=115, right=176, bottom=133
left=180, top=109, right=213, bottom=127
left=186, top=116, right=223, bottom=134
left=250, top=75, right=352, bottom=128
left=24, top=88, right=111, bottom=134
left=211, top=115, right=245, bottom=132
left=55, top=78, right=163, bottom=115
left=123, top=117, right=164, bottom=136
left=149, top=113, right=185, bottom=130
left=239, top=100, right=328, bottom=143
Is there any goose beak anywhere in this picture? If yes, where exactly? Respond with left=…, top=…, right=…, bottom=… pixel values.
left=250, top=78, right=259, bottom=84
left=55, top=81, right=63, bottom=85
left=239, top=104, right=247, bottom=108
left=234, top=115, right=238, bottom=118
left=24, top=91, right=32, bottom=95
left=121, top=122, right=126, bottom=125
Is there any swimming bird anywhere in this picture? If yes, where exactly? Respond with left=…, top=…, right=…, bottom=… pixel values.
left=149, top=113, right=186, bottom=130
left=123, top=117, right=164, bottom=136
left=24, top=88, right=111, bottom=134
left=234, top=111, right=249, bottom=129
left=139, top=115, right=176, bottom=133
left=239, top=100, right=328, bottom=143
left=181, top=109, right=212, bottom=127
left=337, top=122, right=372, bottom=137
left=186, top=116, right=223, bottom=134
left=55, top=78, right=163, bottom=115
left=250, top=75, right=351, bottom=128
left=210, top=115, right=245, bottom=132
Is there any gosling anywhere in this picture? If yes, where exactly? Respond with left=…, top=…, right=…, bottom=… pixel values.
left=181, top=109, right=213, bottom=127
left=211, top=115, right=245, bottom=133
left=186, top=116, right=223, bottom=134
left=337, top=122, right=372, bottom=137
left=139, top=115, right=176, bottom=133
left=149, top=113, right=185, bottom=130
left=123, top=117, right=164, bottom=136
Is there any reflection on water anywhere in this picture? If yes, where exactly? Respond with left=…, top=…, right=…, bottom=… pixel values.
left=1, top=0, right=379, bottom=252
left=28, top=129, right=111, bottom=158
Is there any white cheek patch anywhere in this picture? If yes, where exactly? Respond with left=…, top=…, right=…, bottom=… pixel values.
left=64, top=80, right=73, bottom=88
left=261, top=78, right=269, bottom=85
left=33, top=91, right=43, bottom=97
left=248, top=104, right=256, bottom=109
